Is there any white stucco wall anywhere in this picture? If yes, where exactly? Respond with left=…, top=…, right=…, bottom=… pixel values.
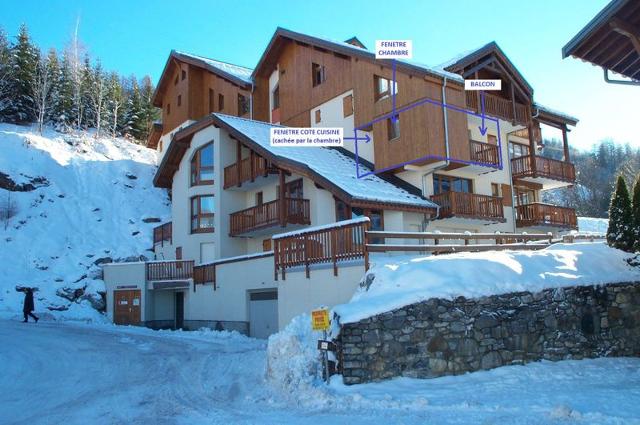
left=102, top=262, right=148, bottom=322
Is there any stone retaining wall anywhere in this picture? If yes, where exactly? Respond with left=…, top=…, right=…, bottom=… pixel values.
left=337, top=282, right=640, bottom=385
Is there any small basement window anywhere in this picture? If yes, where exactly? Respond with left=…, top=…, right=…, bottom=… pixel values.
left=312, top=63, right=326, bottom=87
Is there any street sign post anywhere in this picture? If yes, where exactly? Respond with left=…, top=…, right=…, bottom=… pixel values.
left=311, top=308, right=331, bottom=382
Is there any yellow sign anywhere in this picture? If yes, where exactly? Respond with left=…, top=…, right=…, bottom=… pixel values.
left=311, top=308, right=330, bottom=331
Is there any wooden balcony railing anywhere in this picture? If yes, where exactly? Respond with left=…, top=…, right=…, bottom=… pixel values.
left=153, top=222, right=172, bottom=247
left=431, top=191, right=504, bottom=221
left=230, top=198, right=311, bottom=236
left=466, top=91, right=529, bottom=125
left=193, top=263, right=215, bottom=288
left=511, top=155, right=575, bottom=183
left=273, top=218, right=370, bottom=280
left=146, top=260, right=194, bottom=281
left=516, top=203, right=577, bottom=228
left=469, top=140, right=500, bottom=166
left=223, top=154, right=269, bottom=189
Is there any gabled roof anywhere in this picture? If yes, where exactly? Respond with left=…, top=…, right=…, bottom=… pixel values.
left=158, top=113, right=437, bottom=212
left=437, top=41, right=534, bottom=99
left=152, top=50, right=254, bottom=107
left=562, top=0, right=640, bottom=81
left=251, top=27, right=463, bottom=83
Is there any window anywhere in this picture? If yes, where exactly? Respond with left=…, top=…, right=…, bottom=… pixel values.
left=208, top=89, right=215, bottom=113
left=166, top=103, right=170, bottom=115
left=177, top=95, right=182, bottom=107
left=174, top=74, right=178, bottom=85
left=491, top=183, right=501, bottom=197
left=238, top=94, right=250, bottom=116
left=262, top=239, right=272, bottom=252
left=335, top=198, right=350, bottom=221
left=190, top=142, right=214, bottom=185
left=515, top=187, right=536, bottom=206
left=488, top=134, right=497, bottom=145
left=218, top=93, right=224, bottom=111
left=374, top=75, right=397, bottom=101
left=285, top=179, right=303, bottom=199
left=255, top=191, right=263, bottom=205
left=191, top=195, right=215, bottom=233
left=387, top=115, right=400, bottom=140
left=315, top=109, right=321, bottom=124
left=352, top=207, right=384, bottom=243
left=509, top=142, right=530, bottom=159
left=175, top=246, right=182, bottom=260
left=272, top=85, right=280, bottom=109
left=343, top=94, right=353, bottom=117
left=181, top=70, right=186, bottom=80
left=312, top=63, right=326, bottom=87
left=433, top=174, right=472, bottom=195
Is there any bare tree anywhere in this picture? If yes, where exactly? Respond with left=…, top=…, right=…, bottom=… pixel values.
left=65, top=16, right=86, bottom=130
left=1, top=190, right=17, bottom=231
left=0, top=62, right=10, bottom=116
left=32, top=56, right=53, bottom=134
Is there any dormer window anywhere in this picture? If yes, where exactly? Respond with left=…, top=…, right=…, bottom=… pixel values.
left=238, top=94, right=250, bottom=116
left=181, top=70, right=186, bottom=80
left=190, top=142, right=214, bottom=186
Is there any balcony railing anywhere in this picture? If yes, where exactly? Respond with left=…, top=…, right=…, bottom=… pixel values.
left=516, top=203, right=577, bottom=228
left=273, top=218, right=369, bottom=280
left=223, top=155, right=269, bottom=189
left=153, top=222, right=172, bottom=247
left=146, top=260, right=194, bottom=281
left=511, top=155, right=575, bottom=183
left=230, top=198, right=311, bottom=236
left=469, top=140, right=500, bottom=166
left=466, top=91, right=529, bottom=125
left=431, top=191, right=504, bottom=221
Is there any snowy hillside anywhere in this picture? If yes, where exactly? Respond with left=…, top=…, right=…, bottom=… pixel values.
left=577, top=217, right=608, bottom=234
left=0, top=124, right=170, bottom=320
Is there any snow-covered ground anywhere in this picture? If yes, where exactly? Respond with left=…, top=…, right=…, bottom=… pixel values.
left=0, top=124, right=169, bottom=319
left=0, top=319, right=639, bottom=425
left=577, top=216, right=608, bottom=234
left=336, top=242, right=640, bottom=324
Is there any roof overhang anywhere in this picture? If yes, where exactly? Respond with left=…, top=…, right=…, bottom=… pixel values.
left=152, top=51, right=253, bottom=107
left=154, top=114, right=436, bottom=214
left=562, top=0, right=640, bottom=81
left=251, top=27, right=463, bottom=86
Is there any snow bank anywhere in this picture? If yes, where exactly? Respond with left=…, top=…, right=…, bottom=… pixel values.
left=578, top=217, right=608, bottom=234
left=334, top=242, right=640, bottom=324
left=266, top=314, right=328, bottom=406
left=0, top=124, right=170, bottom=319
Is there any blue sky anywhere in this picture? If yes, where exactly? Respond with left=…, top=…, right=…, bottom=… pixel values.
left=2, top=0, right=638, bottom=150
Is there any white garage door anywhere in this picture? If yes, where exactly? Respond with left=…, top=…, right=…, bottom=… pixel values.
left=249, top=290, right=278, bottom=339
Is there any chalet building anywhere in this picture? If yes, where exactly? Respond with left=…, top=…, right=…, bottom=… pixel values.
left=563, top=0, right=640, bottom=85
left=103, top=28, right=579, bottom=337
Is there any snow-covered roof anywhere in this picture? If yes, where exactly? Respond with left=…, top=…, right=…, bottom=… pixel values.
left=533, top=102, right=579, bottom=125
left=173, top=51, right=254, bottom=85
left=213, top=114, right=437, bottom=210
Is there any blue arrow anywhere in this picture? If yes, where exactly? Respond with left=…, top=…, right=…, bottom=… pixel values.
left=478, top=90, right=488, bottom=136
left=344, top=134, right=371, bottom=143
left=391, top=59, right=397, bottom=123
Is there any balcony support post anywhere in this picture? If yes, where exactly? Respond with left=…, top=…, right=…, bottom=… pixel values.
left=250, top=150, right=256, bottom=182
left=279, top=169, right=286, bottom=227
left=527, top=121, right=537, bottom=176
left=236, top=140, right=242, bottom=188
left=561, top=125, right=570, bottom=163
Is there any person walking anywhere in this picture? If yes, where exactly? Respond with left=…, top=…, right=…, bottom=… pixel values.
left=23, top=288, right=39, bottom=323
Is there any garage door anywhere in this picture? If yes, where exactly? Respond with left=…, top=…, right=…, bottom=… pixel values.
left=249, top=290, right=278, bottom=339
left=114, top=290, right=141, bottom=325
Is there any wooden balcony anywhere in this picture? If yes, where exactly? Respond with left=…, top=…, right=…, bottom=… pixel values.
left=466, top=91, right=529, bottom=125
left=431, top=191, right=505, bottom=222
left=230, top=198, right=311, bottom=236
left=153, top=222, right=172, bottom=247
left=516, top=203, right=577, bottom=229
left=469, top=140, right=500, bottom=166
left=273, top=218, right=369, bottom=280
left=511, top=155, right=575, bottom=187
left=146, top=260, right=194, bottom=281
left=223, top=154, right=270, bottom=189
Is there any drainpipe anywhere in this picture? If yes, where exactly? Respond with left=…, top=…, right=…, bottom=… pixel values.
left=421, top=76, right=451, bottom=224
left=603, top=68, right=640, bottom=86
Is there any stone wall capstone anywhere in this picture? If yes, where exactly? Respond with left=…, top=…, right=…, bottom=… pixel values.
left=337, top=282, right=640, bottom=385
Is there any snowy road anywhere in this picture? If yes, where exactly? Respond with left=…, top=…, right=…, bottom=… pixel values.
left=1, top=320, right=639, bottom=425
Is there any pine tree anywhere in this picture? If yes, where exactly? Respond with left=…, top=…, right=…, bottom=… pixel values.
left=88, top=61, right=106, bottom=137
left=607, top=175, right=635, bottom=252
left=44, top=48, right=60, bottom=124
left=32, top=51, right=55, bottom=134
left=139, top=75, right=158, bottom=140
left=104, top=72, right=124, bottom=137
left=631, top=174, right=640, bottom=251
left=53, top=50, right=75, bottom=128
left=0, top=27, right=11, bottom=120
left=123, top=76, right=145, bottom=140
left=7, top=24, right=39, bottom=123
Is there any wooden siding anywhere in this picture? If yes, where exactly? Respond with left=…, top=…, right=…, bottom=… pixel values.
left=161, top=62, right=191, bottom=134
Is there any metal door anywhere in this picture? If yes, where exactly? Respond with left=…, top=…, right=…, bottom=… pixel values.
left=249, top=290, right=278, bottom=339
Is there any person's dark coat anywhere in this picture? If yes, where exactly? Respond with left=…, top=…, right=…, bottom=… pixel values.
left=23, top=289, right=34, bottom=313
